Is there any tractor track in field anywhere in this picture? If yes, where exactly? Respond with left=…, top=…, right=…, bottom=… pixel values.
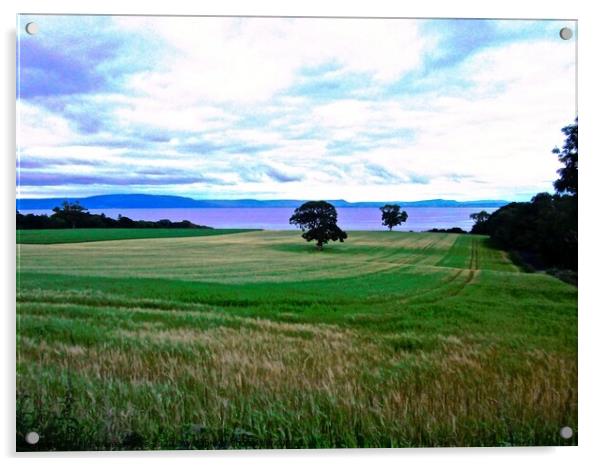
left=467, top=238, right=480, bottom=285
left=415, top=235, right=447, bottom=265
left=402, top=238, right=481, bottom=305
left=400, top=268, right=464, bottom=305
left=448, top=238, right=481, bottom=293
left=444, top=238, right=481, bottom=294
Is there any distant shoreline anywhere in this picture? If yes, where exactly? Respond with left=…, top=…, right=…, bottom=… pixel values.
left=16, top=194, right=509, bottom=210
left=16, top=205, right=498, bottom=232
left=17, top=205, right=504, bottom=210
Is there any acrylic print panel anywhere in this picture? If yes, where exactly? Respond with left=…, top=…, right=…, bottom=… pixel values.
left=16, top=15, right=577, bottom=451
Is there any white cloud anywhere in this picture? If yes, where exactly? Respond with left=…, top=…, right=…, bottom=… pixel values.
left=17, top=101, right=78, bottom=148
left=113, top=96, right=237, bottom=133
left=115, top=17, right=429, bottom=103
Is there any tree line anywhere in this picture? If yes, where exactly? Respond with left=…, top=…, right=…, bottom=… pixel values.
left=16, top=201, right=209, bottom=230
left=469, top=119, right=577, bottom=271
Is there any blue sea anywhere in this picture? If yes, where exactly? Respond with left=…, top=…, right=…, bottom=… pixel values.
left=18, top=207, right=498, bottom=232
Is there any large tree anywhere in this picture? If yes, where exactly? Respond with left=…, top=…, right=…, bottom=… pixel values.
left=289, top=201, right=348, bottom=250
left=379, top=204, right=408, bottom=231
left=469, top=210, right=491, bottom=234
left=51, top=201, right=89, bottom=228
left=552, top=118, right=578, bottom=195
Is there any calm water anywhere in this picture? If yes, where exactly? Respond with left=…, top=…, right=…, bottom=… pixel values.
left=19, top=207, right=497, bottom=231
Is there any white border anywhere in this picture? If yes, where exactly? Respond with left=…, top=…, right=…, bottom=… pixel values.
left=3, top=1, right=601, bottom=465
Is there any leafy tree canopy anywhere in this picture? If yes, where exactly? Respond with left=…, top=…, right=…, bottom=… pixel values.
left=51, top=201, right=89, bottom=228
left=289, top=201, right=348, bottom=250
left=552, top=118, right=578, bottom=195
left=469, top=210, right=491, bottom=234
left=379, top=204, right=408, bottom=231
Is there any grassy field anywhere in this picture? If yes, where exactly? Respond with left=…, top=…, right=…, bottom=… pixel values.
left=16, top=230, right=577, bottom=450
left=16, top=228, right=257, bottom=244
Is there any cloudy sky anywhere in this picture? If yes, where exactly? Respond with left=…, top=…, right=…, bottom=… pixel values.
left=17, top=16, right=576, bottom=201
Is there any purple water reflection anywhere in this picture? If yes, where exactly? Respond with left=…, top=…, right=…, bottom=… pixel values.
left=19, top=207, right=497, bottom=231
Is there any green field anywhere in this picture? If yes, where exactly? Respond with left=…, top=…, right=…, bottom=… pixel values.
left=16, top=230, right=577, bottom=450
left=16, top=228, right=257, bottom=244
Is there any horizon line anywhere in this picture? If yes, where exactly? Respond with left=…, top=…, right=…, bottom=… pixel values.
left=15, top=193, right=513, bottom=203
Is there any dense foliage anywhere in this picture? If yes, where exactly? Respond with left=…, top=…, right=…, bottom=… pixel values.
left=470, top=119, right=577, bottom=270
left=553, top=119, right=578, bottom=194
left=17, top=201, right=209, bottom=230
left=289, top=201, right=348, bottom=250
left=469, top=211, right=491, bottom=235
left=481, top=193, right=577, bottom=270
left=427, top=227, right=467, bottom=234
left=380, top=204, right=408, bottom=231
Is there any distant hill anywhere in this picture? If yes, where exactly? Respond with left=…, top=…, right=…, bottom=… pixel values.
left=16, top=194, right=509, bottom=210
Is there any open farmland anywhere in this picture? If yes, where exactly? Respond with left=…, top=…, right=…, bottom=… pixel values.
left=16, top=228, right=257, bottom=245
left=16, top=230, right=577, bottom=449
